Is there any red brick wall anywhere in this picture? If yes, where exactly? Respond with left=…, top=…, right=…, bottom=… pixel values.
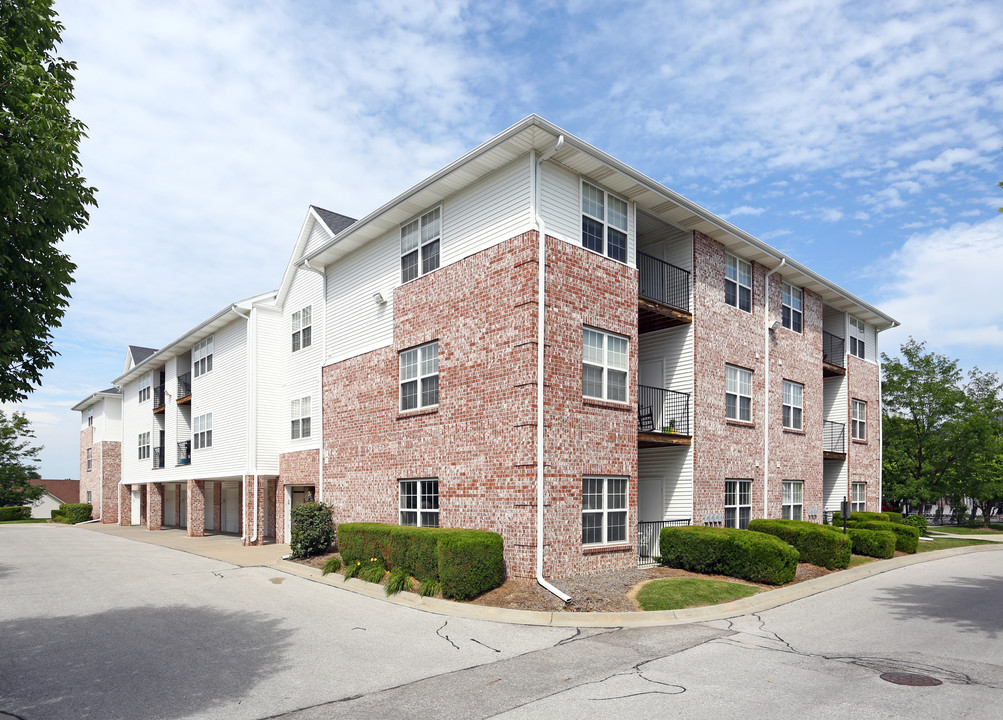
left=241, top=476, right=267, bottom=546
left=277, top=449, right=319, bottom=544
left=187, top=479, right=205, bottom=537
left=146, top=483, right=162, bottom=530
left=322, top=231, right=638, bottom=578
left=99, top=441, right=121, bottom=523
left=79, top=427, right=99, bottom=517
left=847, top=355, right=882, bottom=511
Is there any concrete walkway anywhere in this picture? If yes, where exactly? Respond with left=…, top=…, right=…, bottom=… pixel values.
left=80, top=522, right=1003, bottom=628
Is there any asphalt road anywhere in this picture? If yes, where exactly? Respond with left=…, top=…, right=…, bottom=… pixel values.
left=2, top=525, right=1001, bottom=719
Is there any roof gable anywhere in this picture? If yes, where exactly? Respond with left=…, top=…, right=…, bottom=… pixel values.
left=275, top=206, right=356, bottom=307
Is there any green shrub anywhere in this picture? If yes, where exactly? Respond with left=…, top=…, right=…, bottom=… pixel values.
left=902, top=514, right=929, bottom=535
left=659, top=526, right=798, bottom=585
left=418, top=578, right=441, bottom=597
left=388, top=525, right=440, bottom=581
left=290, top=502, right=335, bottom=558
left=0, top=506, right=31, bottom=521
left=832, top=510, right=889, bottom=525
left=884, top=511, right=904, bottom=524
left=50, top=509, right=66, bottom=522
left=321, top=556, right=341, bottom=575
left=362, top=559, right=386, bottom=584
left=437, top=530, right=505, bottom=600
left=748, top=519, right=851, bottom=570
left=59, top=503, right=92, bottom=524
left=337, top=523, right=393, bottom=566
left=385, top=567, right=414, bottom=596
left=822, top=525, right=896, bottom=558
left=847, top=520, right=920, bottom=553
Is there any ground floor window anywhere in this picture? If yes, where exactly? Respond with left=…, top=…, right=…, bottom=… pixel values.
left=782, top=480, right=803, bottom=520
left=725, top=479, right=752, bottom=529
left=852, top=482, right=866, bottom=512
left=582, top=476, right=628, bottom=545
left=399, top=479, right=439, bottom=527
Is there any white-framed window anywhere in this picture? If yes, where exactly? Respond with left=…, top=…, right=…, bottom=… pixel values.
left=852, top=399, right=866, bottom=441
left=782, top=282, right=803, bottom=333
left=86, top=491, right=92, bottom=504
left=851, top=482, right=866, bottom=512
left=292, top=306, right=312, bottom=352
left=726, top=365, right=753, bottom=422
left=193, top=413, right=212, bottom=449
left=86, top=448, right=92, bottom=471
left=138, top=373, right=151, bottom=403
left=725, top=253, right=752, bottom=312
left=290, top=397, right=311, bottom=439
left=581, top=180, right=628, bottom=263
left=193, top=336, right=214, bottom=378
left=138, top=431, right=150, bottom=460
left=582, top=328, right=628, bottom=402
left=87, top=411, right=93, bottom=427
left=849, top=316, right=866, bottom=359
left=400, top=341, right=439, bottom=411
left=399, top=479, right=439, bottom=527
left=582, top=476, right=628, bottom=545
left=782, top=380, right=804, bottom=430
left=725, top=479, right=752, bottom=529
left=401, top=207, right=441, bottom=283
left=782, top=480, right=803, bottom=521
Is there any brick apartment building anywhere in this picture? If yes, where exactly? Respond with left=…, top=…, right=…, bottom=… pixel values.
left=75, top=116, right=897, bottom=582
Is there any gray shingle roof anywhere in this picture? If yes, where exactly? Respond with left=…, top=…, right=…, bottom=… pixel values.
left=128, top=346, right=157, bottom=365
left=311, top=206, right=355, bottom=236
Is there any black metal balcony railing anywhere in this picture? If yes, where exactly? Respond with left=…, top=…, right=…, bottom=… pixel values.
left=153, top=446, right=165, bottom=469
left=823, top=331, right=845, bottom=368
left=638, top=252, right=690, bottom=313
left=824, top=420, right=846, bottom=454
left=176, top=372, right=191, bottom=398
left=638, top=519, right=691, bottom=567
left=177, top=440, right=191, bottom=466
left=153, top=385, right=165, bottom=409
left=638, top=385, right=690, bottom=436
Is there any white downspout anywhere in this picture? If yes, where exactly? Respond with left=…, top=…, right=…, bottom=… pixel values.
left=303, top=258, right=327, bottom=505
left=532, top=138, right=571, bottom=604
left=763, top=258, right=786, bottom=519
left=232, top=305, right=258, bottom=542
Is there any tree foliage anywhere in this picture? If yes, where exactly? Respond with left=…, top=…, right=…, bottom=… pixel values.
left=0, top=0, right=97, bottom=402
left=0, top=409, right=43, bottom=506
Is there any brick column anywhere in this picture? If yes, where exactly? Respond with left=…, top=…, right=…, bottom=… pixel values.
left=146, top=483, right=163, bottom=530
left=120, top=485, right=131, bottom=526
left=187, top=479, right=205, bottom=537
left=241, top=475, right=267, bottom=546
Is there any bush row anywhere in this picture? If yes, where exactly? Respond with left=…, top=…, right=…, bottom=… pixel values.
left=659, top=526, right=798, bottom=585
left=822, top=525, right=896, bottom=558
left=831, top=510, right=890, bottom=525
left=747, top=519, right=851, bottom=569
left=845, top=520, right=920, bottom=553
left=52, top=503, right=92, bottom=524
left=0, top=506, right=31, bottom=521
left=337, top=522, right=504, bottom=600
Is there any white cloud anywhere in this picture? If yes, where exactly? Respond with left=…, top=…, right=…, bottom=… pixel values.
left=725, top=205, right=765, bottom=218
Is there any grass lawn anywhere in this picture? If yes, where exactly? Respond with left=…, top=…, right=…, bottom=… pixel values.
left=0, top=518, right=49, bottom=524
left=927, top=526, right=1003, bottom=535
left=917, top=537, right=995, bottom=552
left=848, top=555, right=877, bottom=567
left=637, top=577, right=760, bottom=611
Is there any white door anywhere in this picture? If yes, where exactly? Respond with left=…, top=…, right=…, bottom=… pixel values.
left=205, top=482, right=215, bottom=531
left=179, top=486, right=187, bottom=528
left=131, top=488, right=141, bottom=525
left=222, top=483, right=239, bottom=534
left=639, top=359, right=664, bottom=430
left=164, top=485, right=176, bottom=526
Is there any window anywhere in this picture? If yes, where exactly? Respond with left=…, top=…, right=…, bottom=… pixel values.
left=290, top=397, right=311, bottom=439
left=782, top=480, right=803, bottom=521
left=582, top=328, right=628, bottom=402
left=138, top=432, right=150, bottom=460
left=581, top=181, right=628, bottom=263
left=782, top=380, right=804, bottom=430
left=726, top=365, right=753, bottom=422
left=725, top=253, right=752, bottom=311
left=782, top=282, right=803, bottom=332
left=86, top=448, right=92, bottom=472
left=401, top=207, right=441, bottom=283
left=193, top=336, right=214, bottom=377
left=86, top=491, right=92, bottom=503
left=852, top=482, right=866, bottom=512
left=725, top=479, right=752, bottom=529
left=399, top=479, right=439, bottom=527
left=852, top=399, right=866, bottom=441
left=193, top=413, right=212, bottom=449
left=400, top=341, right=439, bottom=411
left=582, top=476, right=628, bottom=545
left=849, top=317, right=866, bottom=359
left=292, top=306, right=312, bottom=352
left=87, top=411, right=93, bottom=427
left=138, top=373, right=151, bottom=403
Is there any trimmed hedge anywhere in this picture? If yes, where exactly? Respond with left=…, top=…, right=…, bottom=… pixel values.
left=822, top=525, right=896, bottom=558
left=659, top=525, right=798, bottom=585
left=0, top=506, right=31, bottom=521
left=748, top=519, right=851, bottom=569
left=846, top=520, right=920, bottom=553
left=59, top=503, right=92, bottom=524
left=832, top=510, right=889, bottom=525
left=290, top=501, right=335, bottom=558
left=337, top=522, right=505, bottom=600
left=884, top=511, right=904, bottom=524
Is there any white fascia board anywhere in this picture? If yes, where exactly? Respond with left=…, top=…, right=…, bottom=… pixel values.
left=71, top=391, right=121, bottom=412
left=276, top=207, right=332, bottom=307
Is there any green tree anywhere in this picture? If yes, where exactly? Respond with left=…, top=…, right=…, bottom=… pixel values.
left=0, top=0, right=97, bottom=402
left=0, top=409, right=43, bottom=507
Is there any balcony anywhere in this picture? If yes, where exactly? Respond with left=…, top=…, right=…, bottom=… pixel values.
left=823, top=420, right=846, bottom=457
left=176, top=372, right=192, bottom=404
left=153, top=385, right=165, bottom=413
left=638, top=252, right=692, bottom=333
left=823, top=331, right=846, bottom=376
left=638, top=385, right=691, bottom=447
left=153, top=446, right=165, bottom=469
left=177, top=440, right=191, bottom=466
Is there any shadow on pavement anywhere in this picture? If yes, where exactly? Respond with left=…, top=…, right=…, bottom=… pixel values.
left=0, top=604, right=291, bottom=720
left=875, top=573, right=1003, bottom=638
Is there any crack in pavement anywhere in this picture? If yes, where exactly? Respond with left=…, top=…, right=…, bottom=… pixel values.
left=436, top=620, right=459, bottom=650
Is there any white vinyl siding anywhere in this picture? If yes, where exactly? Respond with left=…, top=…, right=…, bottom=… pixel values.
left=638, top=325, right=694, bottom=397
left=280, top=266, right=323, bottom=458
left=638, top=445, right=693, bottom=522
left=823, top=376, right=848, bottom=424
left=823, top=458, right=847, bottom=512
left=253, top=307, right=285, bottom=473
left=303, top=218, right=333, bottom=257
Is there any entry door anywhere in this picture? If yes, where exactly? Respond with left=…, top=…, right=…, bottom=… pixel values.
left=131, top=488, right=141, bottom=525
left=222, top=483, right=239, bottom=534
left=639, top=359, right=664, bottom=429
left=205, top=482, right=215, bottom=531
left=179, top=486, right=187, bottom=528
left=164, top=485, right=176, bottom=526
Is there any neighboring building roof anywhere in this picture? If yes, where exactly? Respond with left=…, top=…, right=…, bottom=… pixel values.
left=310, top=206, right=356, bottom=236
left=30, top=479, right=79, bottom=504
left=71, top=387, right=122, bottom=412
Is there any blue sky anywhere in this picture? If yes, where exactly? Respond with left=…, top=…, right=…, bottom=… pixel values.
left=10, top=0, right=1003, bottom=479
